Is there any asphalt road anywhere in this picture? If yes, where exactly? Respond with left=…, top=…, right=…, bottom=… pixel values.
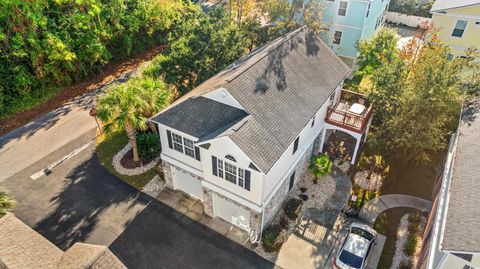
left=2, top=132, right=275, bottom=269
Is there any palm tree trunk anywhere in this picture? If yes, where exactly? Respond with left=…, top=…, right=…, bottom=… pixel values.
left=125, top=121, right=140, bottom=162
left=148, top=121, right=158, bottom=135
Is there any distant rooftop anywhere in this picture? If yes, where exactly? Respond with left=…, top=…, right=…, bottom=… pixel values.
left=431, top=0, right=480, bottom=12
left=0, top=213, right=126, bottom=269
left=442, top=98, right=480, bottom=253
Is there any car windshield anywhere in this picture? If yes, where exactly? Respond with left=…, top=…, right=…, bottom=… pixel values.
left=351, top=227, right=374, bottom=241
left=339, top=250, right=363, bottom=268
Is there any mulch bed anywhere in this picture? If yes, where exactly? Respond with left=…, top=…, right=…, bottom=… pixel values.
left=0, top=44, right=166, bottom=136
left=120, top=149, right=154, bottom=169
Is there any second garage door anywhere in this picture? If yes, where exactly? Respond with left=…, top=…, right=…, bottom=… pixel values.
left=171, top=167, right=203, bottom=200
left=213, top=194, right=250, bottom=231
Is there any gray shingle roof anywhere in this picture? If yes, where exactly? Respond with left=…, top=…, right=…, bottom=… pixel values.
left=0, top=213, right=126, bottom=269
left=431, top=0, right=480, bottom=12
left=151, top=96, right=248, bottom=139
left=151, top=27, right=350, bottom=172
left=442, top=98, right=480, bottom=253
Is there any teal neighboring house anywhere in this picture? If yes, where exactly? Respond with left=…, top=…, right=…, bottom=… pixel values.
left=319, top=0, right=390, bottom=65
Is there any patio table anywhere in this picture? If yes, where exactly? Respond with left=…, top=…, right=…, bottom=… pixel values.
left=349, top=103, right=365, bottom=114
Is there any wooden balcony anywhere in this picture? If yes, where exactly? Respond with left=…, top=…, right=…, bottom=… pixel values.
left=325, top=89, right=373, bottom=134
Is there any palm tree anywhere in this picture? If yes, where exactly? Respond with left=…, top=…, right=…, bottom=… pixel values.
left=0, top=186, right=16, bottom=217
left=133, top=77, right=171, bottom=134
left=96, top=83, right=149, bottom=162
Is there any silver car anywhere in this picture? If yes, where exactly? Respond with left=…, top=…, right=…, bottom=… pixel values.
left=333, top=222, right=377, bottom=269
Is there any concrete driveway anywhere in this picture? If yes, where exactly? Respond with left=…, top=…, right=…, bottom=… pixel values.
left=2, top=134, right=274, bottom=269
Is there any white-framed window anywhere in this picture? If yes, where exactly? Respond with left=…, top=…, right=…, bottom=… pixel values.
left=338, top=1, right=348, bottom=16
left=238, top=168, right=246, bottom=188
left=366, top=3, right=371, bottom=18
left=167, top=130, right=200, bottom=160
left=452, top=20, right=468, bottom=38
left=224, top=162, right=237, bottom=183
left=333, top=31, right=342, bottom=45
left=183, top=137, right=195, bottom=158
left=213, top=156, right=250, bottom=191
left=172, top=133, right=184, bottom=153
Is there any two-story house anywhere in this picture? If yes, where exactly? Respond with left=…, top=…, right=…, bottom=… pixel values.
left=416, top=97, right=480, bottom=269
left=150, top=27, right=373, bottom=235
left=319, top=0, right=391, bottom=66
left=430, top=0, right=480, bottom=58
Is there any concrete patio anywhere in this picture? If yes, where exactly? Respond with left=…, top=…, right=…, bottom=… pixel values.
left=155, top=189, right=253, bottom=248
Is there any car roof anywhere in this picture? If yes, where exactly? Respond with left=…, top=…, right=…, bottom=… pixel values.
left=343, top=233, right=370, bottom=258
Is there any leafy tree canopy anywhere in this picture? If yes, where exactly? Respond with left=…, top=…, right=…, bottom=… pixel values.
left=357, top=28, right=400, bottom=76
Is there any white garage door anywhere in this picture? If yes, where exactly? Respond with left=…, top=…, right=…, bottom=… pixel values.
left=171, top=167, right=203, bottom=200
left=213, top=194, right=250, bottom=231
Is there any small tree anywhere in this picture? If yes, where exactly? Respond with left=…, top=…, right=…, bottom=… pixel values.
left=0, top=186, right=16, bottom=217
left=309, top=153, right=333, bottom=181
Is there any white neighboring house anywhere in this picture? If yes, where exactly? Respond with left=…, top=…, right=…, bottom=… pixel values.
left=417, top=97, right=480, bottom=269
left=149, top=27, right=373, bottom=234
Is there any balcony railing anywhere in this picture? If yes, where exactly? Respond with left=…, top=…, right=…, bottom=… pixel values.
left=325, top=89, right=373, bottom=134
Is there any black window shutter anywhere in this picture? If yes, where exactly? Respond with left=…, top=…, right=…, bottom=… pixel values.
left=194, top=146, right=201, bottom=161
left=245, top=170, right=251, bottom=191
left=293, top=137, right=299, bottom=154
left=212, top=156, right=218, bottom=176
left=166, top=130, right=173, bottom=149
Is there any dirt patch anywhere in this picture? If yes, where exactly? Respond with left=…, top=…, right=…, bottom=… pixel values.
left=0, top=45, right=166, bottom=136
left=120, top=149, right=154, bottom=169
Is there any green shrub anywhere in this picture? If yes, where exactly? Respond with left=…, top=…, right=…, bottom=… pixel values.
left=404, top=214, right=421, bottom=256
left=309, top=153, right=333, bottom=179
left=404, top=234, right=417, bottom=256
left=283, top=198, right=303, bottom=220
left=137, top=133, right=160, bottom=161
left=262, top=224, right=283, bottom=252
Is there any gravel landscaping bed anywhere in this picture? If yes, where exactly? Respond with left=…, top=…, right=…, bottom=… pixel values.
left=113, top=142, right=160, bottom=176
left=290, top=169, right=336, bottom=209
left=391, top=213, right=426, bottom=269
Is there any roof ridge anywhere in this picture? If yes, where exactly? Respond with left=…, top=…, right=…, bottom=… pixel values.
left=225, top=26, right=307, bottom=84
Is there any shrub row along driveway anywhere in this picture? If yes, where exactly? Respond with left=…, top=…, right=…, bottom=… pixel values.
left=3, top=133, right=275, bottom=269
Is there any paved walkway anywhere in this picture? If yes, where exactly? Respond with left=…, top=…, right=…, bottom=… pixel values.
left=276, top=166, right=352, bottom=269
left=359, top=194, right=433, bottom=224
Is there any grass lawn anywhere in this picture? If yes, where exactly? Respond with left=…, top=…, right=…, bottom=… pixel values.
left=381, top=152, right=442, bottom=200
left=374, top=208, right=421, bottom=269
left=96, top=131, right=157, bottom=189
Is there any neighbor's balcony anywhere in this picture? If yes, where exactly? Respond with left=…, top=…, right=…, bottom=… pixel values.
left=325, top=89, right=373, bottom=134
